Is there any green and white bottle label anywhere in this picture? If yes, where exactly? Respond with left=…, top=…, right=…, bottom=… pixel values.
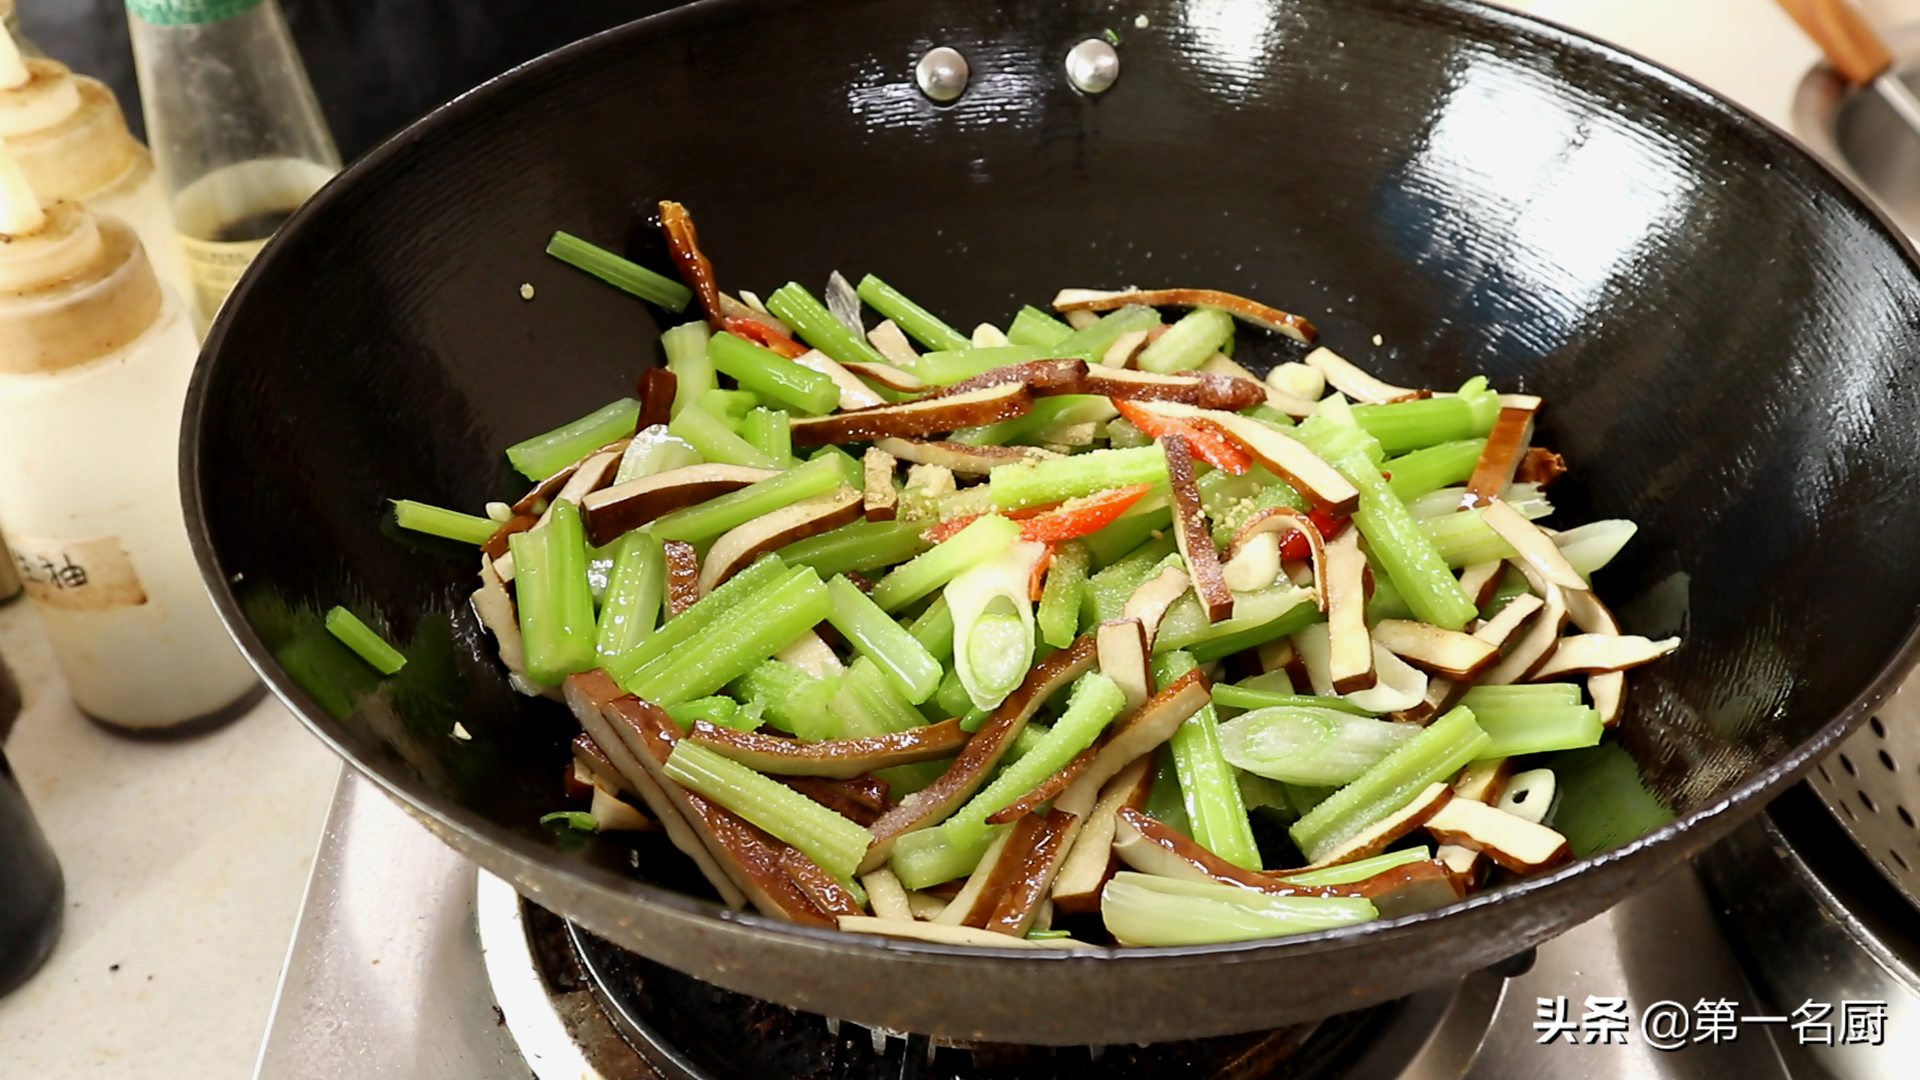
left=125, top=0, right=266, bottom=26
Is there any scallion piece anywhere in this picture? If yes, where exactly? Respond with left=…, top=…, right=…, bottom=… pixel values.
left=826, top=575, right=943, bottom=704
left=546, top=231, right=692, bottom=312
left=504, top=398, right=641, bottom=482
left=508, top=501, right=598, bottom=685
left=1212, top=685, right=1375, bottom=715
left=1289, top=705, right=1491, bottom=864
left=391, top=499, right=496, bottom=546
left=988, top=444, right=1169, bottom=511
left=1101, top=873, right=1378, bottom=946
left=324, top=606, right=407, bottom=674
left=871, top=514, right=1021, bottom=612
left=1216, top=705, right=1421, bottom=786
left=649, top=454, right=843, bottom=546
left=664, top=740, right=872, bottom=882
left=708, top=330, right=841, bottom=416
left=855, top=274, right=971, bottom=352
left=766, top=282, right=888, bottom=368
left=596, top=530, right=665, bottom=661
left=1007, top=305, right=1075, bottom=348
left=1157, top=651, right=1261, bottom=869
left=1135, top=306, right=1234, bottom=374
left=1276, top=846, right=1435, bottom=885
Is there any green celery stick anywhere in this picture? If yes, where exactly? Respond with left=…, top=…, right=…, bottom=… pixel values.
left=601, top=556, right=791, bottom=683
left=649, top=455, right=842, bottom=545
left=546, top=231, right=691, bottom=312
left=1384, top=440, right=1487, bottom=501
left=1145, top=753, right=1192, bottom=835
left=828, top=657, right=928, bottom=737
left=667, top=404, right=779, bottom=470
left=661, top=321, right=715, bottom=418
left=1136, top=307, right=1234, bottom=374
left=890, top=822, right=1004, bottom=889
left=952, top=394, right=1118, bottom=447
left=1213, top=685, right=1375, bottom=715
left=1156, top=651, right=1261, bottom=869
left=1289, top=706, right=1490, bottom=864
left=697, top=388, right=760, bottom=428
left=324, top=606, right=406, bottom=674
left=1277, top=847, right=1432, bottom=886
left=912, top=345, right=1047, bottom=385
left=733, top=659, right=842, bottom=740
left=1100, top=873, right=1378, bottom=946
left=907, top=593, right=956, bottom=661
left=1047, top=304, right=1161, bottom=359
left=989, top=444, right=1169, bottom=511
left=665, top=695, right=762, bottom=732
left=943, top=672, right=1127, bottom=847
left=1036, top=540, right=1090, bottom=648
left=707, top=330, right=840, bottom=416
left=766, top=282, right=888, bottom=368
left=1350, top=377, right=1500, bottom=454
left=626, top=567, right=833, bottom=705
left=596, top=530, right=665, bottom=660
left=508, top=502, right=597, bottom=685
left=1007, top=305, right=1074, bottom=348
left=870, top=514, right=1021, bottom=612
left=1472, top=706, right=1605, bottom=759
left=1082, top=536, right=1177, bottom=626
left=1082, top=497, right=1173, bottom=567
left=664, top=741, right=872, bottom=882
left=933, top=666, right=973, bottom=718
left=1461, top=684, right=1584, bottom=707
left=391, top=500, right=496, bottom=545
left=777, top=517, right=931, bottom=578
left=1208, top=480, right=1310, bottom=546
left=504, top=398, right=641, bottom=481
left=826, top=576, right=943, bottom=704
left=810, top=444, right=864, bottom=487
left=1422, top=509, right=1520, bottom=567
left=855, top=274, right=971, bottom=352
left=739, top=408, right=795, bottom=470
left=1186, top=602, right=1321, bottom=663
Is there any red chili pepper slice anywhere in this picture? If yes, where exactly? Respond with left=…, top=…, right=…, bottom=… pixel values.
left=1278, top=509, right=1347, bottom=559
left=920, top=515, right=981, bottom=545
left=723, top=315, right=809, bottom=359
left=659, top=200, right=724, bottom=329
left=1113, top=400, right=1253, bottom=474
left=1016, top=485, right=1153, bottom=543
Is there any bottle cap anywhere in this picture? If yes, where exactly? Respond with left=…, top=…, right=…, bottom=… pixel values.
left=124, top=0, right=264, bottom=27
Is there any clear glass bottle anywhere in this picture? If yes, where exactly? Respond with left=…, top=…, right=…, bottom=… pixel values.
left=0, top=146, right=261, bottom=735
left=124, top=0, right=339, bottom=330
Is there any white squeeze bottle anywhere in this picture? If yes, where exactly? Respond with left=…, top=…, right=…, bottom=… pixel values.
left=0, top=143, right=259, bottom=736
left=0, top=22, right=195, bottom=324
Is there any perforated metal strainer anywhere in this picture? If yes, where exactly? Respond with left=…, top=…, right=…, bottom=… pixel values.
left=1806, top=675, right=1920, bottom=912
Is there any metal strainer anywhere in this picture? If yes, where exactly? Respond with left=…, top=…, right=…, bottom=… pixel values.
left=1806, top=675, right=1920, bottom=912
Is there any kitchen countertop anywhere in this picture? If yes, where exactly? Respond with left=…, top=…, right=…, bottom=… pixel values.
left=0, top=0, right=1899, bottom=1076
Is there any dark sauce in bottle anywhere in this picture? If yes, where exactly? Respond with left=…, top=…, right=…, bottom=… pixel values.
left=209, top=207, right=298, bottom=244
left=0, top=657, right=62, bottom=998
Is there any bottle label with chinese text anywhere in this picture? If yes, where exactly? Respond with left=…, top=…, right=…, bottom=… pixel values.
left=176, top=233, right=269, bottom=324
left=4, top=534, right=148, bottom=611
left=124, top=0, right=265, bottom=27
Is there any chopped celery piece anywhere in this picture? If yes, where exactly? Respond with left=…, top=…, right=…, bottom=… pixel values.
left=989, top=444, right=1169, bottom=511
left=1046, top=304, right=1161, bottom=359
left=890, top=821, right=1004, bottom=889
left=708, top=330, right=840, bottom=416
left=665, top=695, right=762, bottom=732
left=734, top=659, right=842, bottom=740
left=1083, top=536, right=1177, bottom=625
left=1422, top=509, right=1521, bottom=567
left=541, top=811, right=598, bottom=831
left=1155, top=585, right=1313, bottom=655
left=766, top=282, right=888, bottom=368
left=602, top=556, right=790, bottom=683
left=1384, top=440, right=1486, bottom=501
left=1277, top=846, right=1432, bottom=886
left=1349, top=377, right=1499, bottom=454
left=1145, top=752, right=1193, bottom=835
left=1157, top=652, right=1261, bottom=870
left=1209, top=480, right=1309, bottom=546
left=856, top=274, right=971, bottom=352
left=508, top=502, right=597, bottom=685
left=1007, top=305, right=1075, bottom=348
left=1216, top=706, right=1421, bottom=786
left=324, top=606, right=406, bottom=674
left=504, top=398, right=641, bottom=481
left=649, top=455, right=843, bottom=545
left=1212, top=685, right=1375, bottom=715
left=664, top=741, right=872, bottom=882
left=626, top=567, right=833, bottom=706
left=1365, top=555, right=1416, bottom=623
left=1102, top=873, right=1377, bottom=946
left=667, top=404, right=779, bottom=470
left=934, top=666, right=974, bottom=718
left=826, top=576, right=942, bottom=704
left=391, top=500, right=495, bottom=545
left=1136, top=307, right=1234, bottom=374
left=1185, top=604, right=1321, bottom=663
left=1289, top=706, right=1491, bottom=864
left=662, top=322, right=715, bottom=418
left=907, top=593, right=956, bottom=661
left=697, top=388, right=760, bottom=428
left=952, top=394, right=1119, bottom=447
left=546, top=231, right=691, bottom=312
left=596, top=530, right=665, bottom=660
left=913, top=344, right=1046, bottom=385
left=871, top=514, right=1020, bottom=612
left=944, top=672, right=1127, bottom=847
left=1547, top=743, right=1677, bottom=857
left=777, top=517, right=932, bottom=578
left=1037, top=540, right=1091, bottom=648
left=739, top=408, right=795, bottom=470
left=1471, top=706, right=1605, bottom=759
left=829, top=656, right=929, bottom=737
left=614, top=425, right=702, bottom=486
left=1461, top=684, right=1584, bottom=707
left=811, top=444, right=865, bottom=488
left=1082, top=502, right=1173, bottom=567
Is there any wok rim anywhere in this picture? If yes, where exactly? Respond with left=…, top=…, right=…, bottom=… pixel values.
left=181, top=0, right=1920, bottom=974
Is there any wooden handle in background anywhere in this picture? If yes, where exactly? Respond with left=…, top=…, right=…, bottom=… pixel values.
left=1776, top=0, right=1895, bottom=84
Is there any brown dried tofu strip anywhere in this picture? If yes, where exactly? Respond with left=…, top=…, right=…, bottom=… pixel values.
left=1423, top=798, right=1572, bottom=873
left=688, top=717, right=970, bottom=779
left=1369, top=618, right=1499, bottom=680
left=986, top=743, right=1097, bottom=825
left=636, top=368, right=678, bottom=431
left=1162, top=435, right=1233, bottom=622
left=776, top=847, right=864, bottom=918
left=659, top=200, right=723, bottom=328
left=1515, top=446, right=1568, bottom=488
left=1051, top=287, right=1318, bottom=344
left=570, top=731, right=630, bottom=795
left=602, top=695, right=838, bottom=926
left=789, top=383, right=1033, bottom=446
left=862, top=447, right=898, bottom=521
left=513, top=462, right=582, bottom=517
left=924, top=358, right=1089, bottom=399
left=1112, top=809, right=1342, bottom=895
left=663, top=541, right=700, bottom=616
left=984, top=808, right=1078, bottom=936
left=1230, top=507, right=1328, bottom=610
left=1322, top=529, right=1376, bottom=694
left=841, top=360, right=924, bottom=393
left=860, top=635, right=1099, bottom=873
left=780, top=775, right=892, bottom=828
left=873, top=437, right=1057, bottom=476
left=1344, top=860, right=1465, bottom=917
left=482, top=513, right=539, bottom=561
left=1050, top=752, right=1156, bottom=915
left=1462, top=399, right=1539, bottom=507
left=1097, top=618, right=1153, bottom=713
left=944, top=810, right=1060, bottom=929
left=1079, top=367, right=1266, bottom=412
left=697, top=488, right=863, bottom=594
left=1301, top=346, right=1423, bottom=404
left=580, top=463, right=776, bottom=548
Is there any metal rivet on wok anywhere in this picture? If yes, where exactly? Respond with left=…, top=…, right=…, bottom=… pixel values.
left=915, top=46, right=970, bottom=103
left=1065, top=38, right=1120, bottom=95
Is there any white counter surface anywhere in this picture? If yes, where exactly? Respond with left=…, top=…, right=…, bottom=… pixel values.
left=0, top=1, right=1898, bottom=1076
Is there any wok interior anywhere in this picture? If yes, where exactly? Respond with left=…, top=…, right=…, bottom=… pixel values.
left=193, top=0, right=1920, bottom=955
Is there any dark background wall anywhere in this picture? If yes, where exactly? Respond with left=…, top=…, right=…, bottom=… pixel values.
left=20, top=1, right=684, bottom=161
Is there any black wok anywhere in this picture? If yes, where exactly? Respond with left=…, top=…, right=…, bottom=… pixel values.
left=182, top=0, right=1920, bottom=1044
